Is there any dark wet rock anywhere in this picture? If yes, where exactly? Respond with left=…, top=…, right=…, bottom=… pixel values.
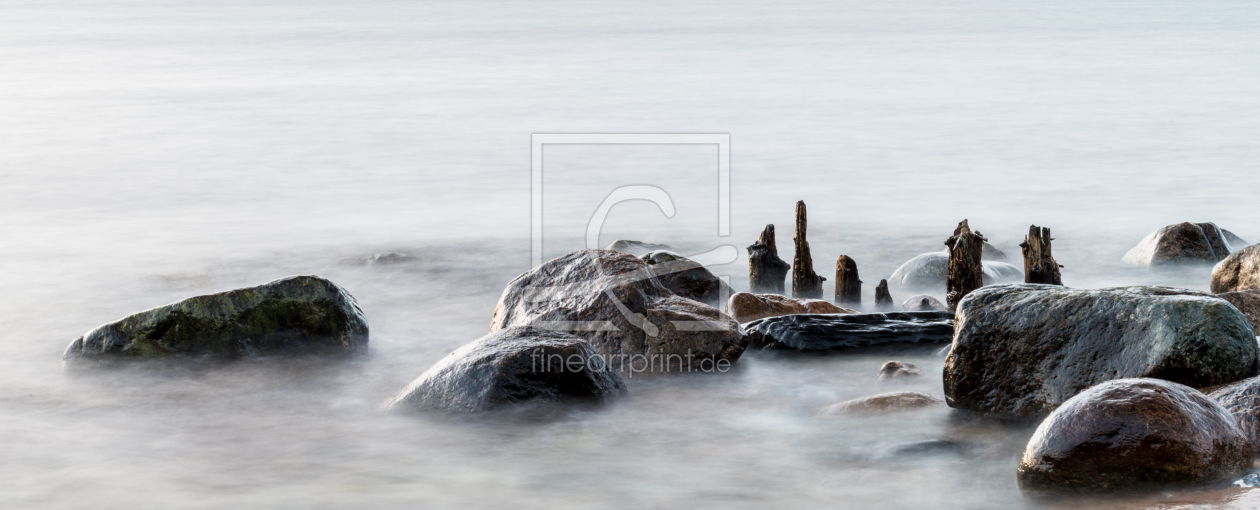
left=339, top=252, right=419, bottom=267
left=886, top=252, right=1022, bottom=290
left=1123, top=222, right=1246, bottom=266
left=1212, top=244, right=1260, bottom=294
left=64, top=275, right=368, bottom=362
left=818, top=391, right=944, bottom=415
left=745, top=311, right=954, bottom=351
left=724, top=292, right=855, bottom=324
left=383, top=326, right=626, bottom=413
left=1017, top=378, right=1252, bottom=496
left=1207, top=376, right=1260, bottom=454
left=879, top=361, right=921, bottom=380
left=642, top=250, right=732, bottom=308
left=1216, top=290, right=1260, bottom=332
left=606, top=240, right=672, bottom=257
left=944, top=284, right=1258, bottom=422
left=489, top=249, right=746, bottom=374
left=900, top=294, right=945, bottom=312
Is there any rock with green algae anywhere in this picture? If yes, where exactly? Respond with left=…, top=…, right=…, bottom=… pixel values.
left=944, top=284, right=1258, bottom=422
left=63, top=275, right=368, bottom=362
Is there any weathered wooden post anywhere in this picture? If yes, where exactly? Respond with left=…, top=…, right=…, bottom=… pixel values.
left=875, top=279, right=893, bottom=309
left=834, top=255, right=861, bottom=306
left=945, top=219, right=986, bottom=311
left=748, top=224, right=790, bottom=294
left=1020, top=225, right=1063, bottom=285
left=792, top=201, right=826, bottom=299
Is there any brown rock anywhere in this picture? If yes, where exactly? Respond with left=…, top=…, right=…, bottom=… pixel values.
left=1123, top=222, right=1245, bottom=266
left=747, top=225, right=790, bottom=294
left=489, top=249, right=747, bottom=374
left=818, top=391, right=943, bottom=415
left=1018, top=378, right=1252, bottom=496
left=900, top=294, right=945, bottom=312
left=1216, top=290, right=1260, bottom=333
left=725, top=292, right=856, bottom=323
left=642, top=250, right=733, bottom=308
left=1208, top=376, right=1260, bottom=455
left=1212, top=244, right=1260, bottom=294
left=878, top=361, right=920, bottom=380
left=791, top=201, right=826, bottom=299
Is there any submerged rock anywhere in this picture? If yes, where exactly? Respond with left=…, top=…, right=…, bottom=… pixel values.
left=819, top=391, right=943, bottom=415
left=900, top=294, right=945, bottom=312
left=886, top=252, right=1022, bottom=290
left=1212, top=244, right=1260, bottom=294
left=878, top=361, right=921, bottom=380
left=1122, top=222, right=1246, bottom=266
left=64, top=275, right=368, bottom=362
left=744, top=311, right=954, bottom=351
left=944, top=284, right=1258, bottom=422
left=724, top=292, right=855, bottom=323
left=1216, top=290, right=1260, bottom=332
left=1018, top=378, right=1252, bottom=496
left=383, top=326, right=626, bottom=413
left=1207, top=376, right=1260, bottom=454
left=340, top=252, right=419, bottom=267
left=642, top=250, right=732, bottom=308
left=606, top=240, right=672, bottom=257
left=489, top=249, right=746, bottom=375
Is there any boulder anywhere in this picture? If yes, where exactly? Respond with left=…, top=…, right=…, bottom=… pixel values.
left=63, top=275, right=368, bottom=362
left=945, top=284, right=1258, bottom=422
left=818, top=391, right=943, bottom=415
left=878, top=361, right=921, bottom=379
left=1018, top=378, right=1252, bottom=496
left=383, top=327, right=626, bottom=413
left=606, top=240, right=672, bottom=257
left=1122, top=222, right=1246, bottom=266
left=900, top=294, right=945, bottom=312
left=745, top=311, right=954, bottom=351
left=886, top=252, right=1022, bottom=290
left=1216, top=290, right=1260, bottom=333
left=489, top=249, right=746, bottom=374
left=1211, top=244, right=1260, bottom=294
left=1207, top=376, right=1260, bottom=454
left=724, top=292, right=855, bottom=323
left=642, top=250, right=732, bottom=308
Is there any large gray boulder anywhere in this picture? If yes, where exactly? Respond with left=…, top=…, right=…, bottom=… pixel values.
left=1212, top=244, right=1260, bottom=294
left=489, top=249, right=746, bottom=374
left=886, top=252, right=1022, bottom=290
left=1122, top=222, right=1247, bottom=266
left=744, top=311, right=954, bottom=351
left=642, top=250, right=732, bottom=308
left=64, top=275, right=368, bottom=362
left=1018, top=378, right=1251, bottom=496
left=383, top=327, right=626, bottom=413
left=944, top=284, right=1258, bottom=422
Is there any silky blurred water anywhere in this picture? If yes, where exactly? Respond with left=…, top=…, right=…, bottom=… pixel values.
left=3, top=0, right=1260, bottom=508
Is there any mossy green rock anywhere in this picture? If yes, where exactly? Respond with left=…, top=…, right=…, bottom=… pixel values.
left=64, top=275, right=368, bottom=361
left=944, top=284, right=1258, bottom=422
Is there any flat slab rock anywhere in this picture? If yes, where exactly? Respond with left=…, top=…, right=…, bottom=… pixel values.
left=1018, top=378, right=1252, bottom=496
left=945, top=284, right=1258, bottom=422
left=64, top=275, right=368, bottom=362
left=725, top=292, right=855, bottom=323
left=744, top=311, right=954, bottom=351
left=383, top=326, right=626, bottom=413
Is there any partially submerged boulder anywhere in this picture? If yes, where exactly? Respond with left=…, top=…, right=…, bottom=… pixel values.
left=944, top=284, right=1258, bottom=422
left=1018, top=378, right=1252, bottom=496
left=1211, top=244, right=1260, bottom=294
left=339, top=251, right=419, bottom=267
left=745, top=311, right=954, bottom=351
left=819, top=391, right=943, bottom=415
left=1208, top=376, right=1260, bottom=454
left=1122, top=222, right=1246, bottom=266
left=489, top=249, right=746, bottom=374
left=383, top=326, right=626, bottom=413
left=642, top=250, right=732, bottom=308
left=1216, top=290, right=1260, bottom=332
left=900, top=295, right=945, bottom=312
left=878, top=361, right=920, bottom=380
left=64, top=275, right=368, bottom=362
left=606, top=240, right=672, bottom=257
left=886, top=252, right=1022, bottom=290
left=724, top=292, right=855, bottom=323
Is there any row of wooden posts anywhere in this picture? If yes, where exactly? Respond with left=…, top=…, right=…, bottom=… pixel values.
left=747, top=201, right=1063, bottom=311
